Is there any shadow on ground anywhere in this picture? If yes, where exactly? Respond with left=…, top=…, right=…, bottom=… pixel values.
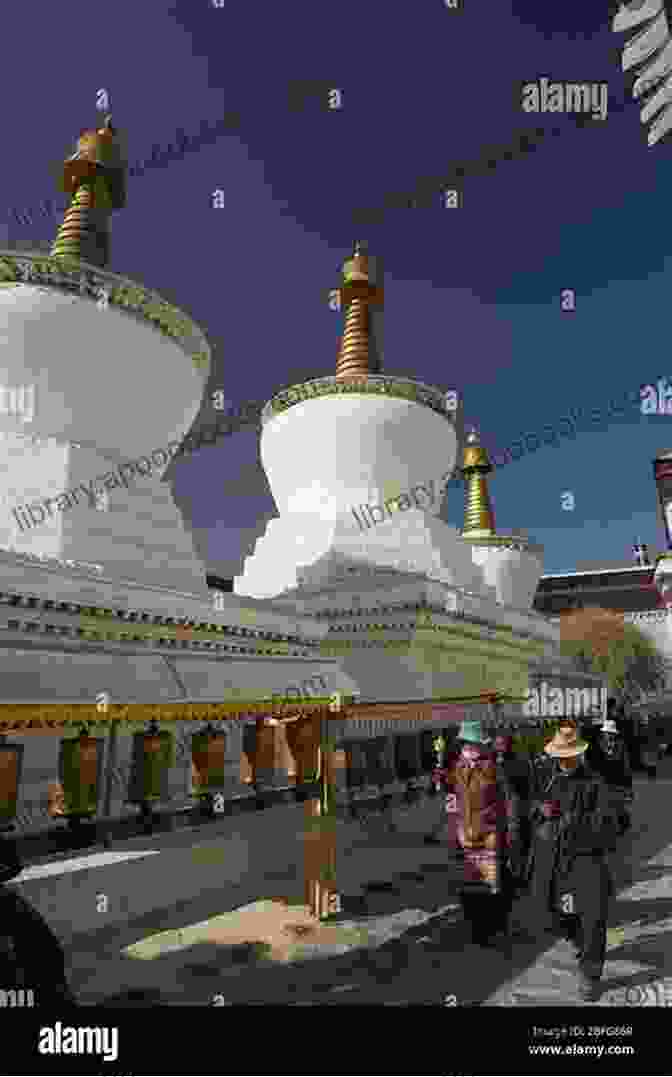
left=75, top=764, right=672, bottom=1007
left=98, top=910, right=543, bottom=1007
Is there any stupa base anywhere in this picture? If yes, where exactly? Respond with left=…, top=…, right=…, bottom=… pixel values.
left=234, top=509, right=490, bottom=599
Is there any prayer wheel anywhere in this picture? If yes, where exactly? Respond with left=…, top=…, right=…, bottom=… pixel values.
left=60, top=732, right=101, bottom=815
left=191, top=724, right=227, bottom=793
left=364, top=736, right=395, bottom=786
left=253, top=718, right=277, bottom=782
left=284, top=716, right=320, bottom=783
left=345, top=741, right=367, bottom=788
left=130, top=721, right=174, bottom=802
left=0, top=741, right=22, bottom=823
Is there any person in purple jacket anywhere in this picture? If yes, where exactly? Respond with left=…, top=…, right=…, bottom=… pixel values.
left=436, top=719, right=522, bottom=948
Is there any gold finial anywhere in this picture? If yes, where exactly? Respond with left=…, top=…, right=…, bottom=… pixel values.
left=51, top=114, right=126, bottom=269
left=461, top=427, right=497, bottom=538
left=335, top=241, right=384, bottom=379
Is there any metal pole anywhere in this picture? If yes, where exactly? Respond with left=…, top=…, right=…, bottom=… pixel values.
left=101, top=720, right=118, bottom=848
left=97, top=693, right=117, bottom=849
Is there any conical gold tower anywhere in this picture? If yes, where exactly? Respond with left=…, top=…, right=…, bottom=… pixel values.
left=335, top=241, right=384, bottom=379
left=51, top=115, right=126, bottom=269
left=461, top=427, right=497, bottom=539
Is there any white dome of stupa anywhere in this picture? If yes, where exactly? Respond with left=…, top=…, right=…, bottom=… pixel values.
left=260, top=384, right=457, bottom=522
left=0, top=277, right=208, bottom=458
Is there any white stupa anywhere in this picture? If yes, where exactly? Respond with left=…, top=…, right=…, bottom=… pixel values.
left=236, top=242, right=542, bottom=605
left=236, top=242, right=560, bottom=706
left=0, top=116, right=210, bottom=594
left=236, top=242, right=483, bottom=597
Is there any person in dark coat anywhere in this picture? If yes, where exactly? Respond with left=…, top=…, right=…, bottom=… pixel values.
left=638, top=715, right=659, bottom=779
left=0, top=833, right=76, bottom=1006
left=595, top=718, right=633, bottom=833
left=610, top=700, right=640, bottom=772
left=526, top=721, right=618, bottom=1002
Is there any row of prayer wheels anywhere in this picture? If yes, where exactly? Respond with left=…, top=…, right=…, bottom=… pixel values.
left=0, top=718, right=451, bottom=825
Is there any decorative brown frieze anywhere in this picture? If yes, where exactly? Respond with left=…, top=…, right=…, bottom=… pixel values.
left=0, top=700, right=334, bottom=732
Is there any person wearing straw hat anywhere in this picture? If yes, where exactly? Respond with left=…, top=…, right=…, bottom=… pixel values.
left=439, top=718, right=522, bottom=949
left=526, top=720, right=618, bottom=1002
left=0, top=832, right=77, bottom=1006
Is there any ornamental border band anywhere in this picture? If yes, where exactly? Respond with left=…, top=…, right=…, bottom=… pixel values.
left=431, top=704, right=635, bottom=1003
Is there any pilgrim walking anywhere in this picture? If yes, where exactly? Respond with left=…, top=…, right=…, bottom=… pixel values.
left=594, top=717, right=633, bottom=835
left=526, top=720, right=617, bottom=1001
left=438, top=719, right=522, bottom=948
left=638, top=714, right=660, bottom=780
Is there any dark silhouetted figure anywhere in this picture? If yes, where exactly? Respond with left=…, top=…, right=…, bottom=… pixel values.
left=528, top=722, right=617, bottom=1002
left=0, top=834, right=76, bottom=1006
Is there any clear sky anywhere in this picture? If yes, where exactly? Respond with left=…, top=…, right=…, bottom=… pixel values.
left=2, top=0, right=670, bottom=580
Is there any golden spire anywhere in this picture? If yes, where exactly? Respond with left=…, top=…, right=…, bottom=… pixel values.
left=51, top=115, right=126, bottom=269
left=461, top=427, right=497, bottom=539
left=335, top=241, right=384, bottom=379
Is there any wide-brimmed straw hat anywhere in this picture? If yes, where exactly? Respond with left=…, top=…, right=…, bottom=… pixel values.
left=544, top=725, right=588, bottom=758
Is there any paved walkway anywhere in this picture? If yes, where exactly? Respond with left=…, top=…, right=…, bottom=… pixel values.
left=64, top=760, right=672, bottom=1007
left=487, top=764, right=672, bottom=1007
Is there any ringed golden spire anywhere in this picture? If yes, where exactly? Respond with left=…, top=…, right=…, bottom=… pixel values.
left=335, top=241, right=384, bottom=379
left=461, top=427, right=497, bottom=539
left=51, top=114, right=126, bottom=269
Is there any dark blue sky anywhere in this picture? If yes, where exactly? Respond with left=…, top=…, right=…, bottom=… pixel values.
left=3, top=0, right=671, bottom=579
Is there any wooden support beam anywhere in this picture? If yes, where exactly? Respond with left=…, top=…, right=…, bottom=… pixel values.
left=304, top=714, right=340, bottom=919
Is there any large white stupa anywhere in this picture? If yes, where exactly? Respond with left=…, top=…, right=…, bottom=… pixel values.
left=0, top=117, right=211, bottom=595
left=237, top=243, right=478, bottom=597
left=236, top=241, right=544, bottom=608
left=236, top=242, right=563, bottom=706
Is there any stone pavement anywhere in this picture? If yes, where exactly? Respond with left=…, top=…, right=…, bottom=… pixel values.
left=61, top=759, right=672, bottom=1007
left=486, top=762, right=672, bottom=1007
